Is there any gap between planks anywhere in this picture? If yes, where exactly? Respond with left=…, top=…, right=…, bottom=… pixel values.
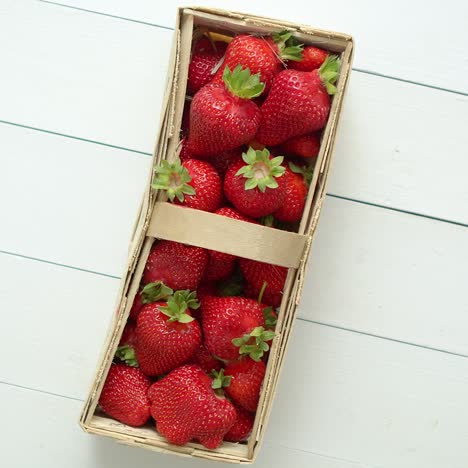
left=38, top=0, right=468, bottom=97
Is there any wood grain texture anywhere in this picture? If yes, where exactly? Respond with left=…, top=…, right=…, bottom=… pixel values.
left=2, top=2, right=467, bottom=223
left=2, top=317, right=468, bottom=468
left=50, top=0, right=468, bottom=93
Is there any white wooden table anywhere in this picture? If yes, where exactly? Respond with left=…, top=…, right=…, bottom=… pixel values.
left=2, top=1, right=468, bottom=467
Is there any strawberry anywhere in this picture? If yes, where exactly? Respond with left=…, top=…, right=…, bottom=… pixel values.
left=197, top=281, right=217, bottom=302
left=279, top=132, right=321, bottom=159
left=129, top=292, right=144, bottom=321
left=135, top=291, right=201, bottom=376
left=273, top=163, right=309, bottom=223
left=256, top=56, right=340, bottom=146
left=202, top=296, right=273, bottom=361
left=204, top=207, right=254, bottom=282
left=152, top=158, right=222, bottom=213
left=224, top=147, right=286, bottom=218
left=119, top=322, right=137, bottom=348
left=224, top=358, right=266, bottom=412
left=213, top=32, right=303, bottom=94
left=129, top=281, right=174, bottom=321
left=143, top=240, right=208, bottom=291
left=148, top=364, right=237, bottom=448
left=191, top=343, right=222, bottom=374
left=224, top=405, right=254, bottom=442
left=187, top=65, right=264, bottom=157
left=99, top=363, right=151, bottom=427
left=204, top=147, right=241, bottom=177
left=289, top=46, right=328, bottom=72
left=240, top=259, right=288, bottom=308
left=187, top=39, right=227, bottom=95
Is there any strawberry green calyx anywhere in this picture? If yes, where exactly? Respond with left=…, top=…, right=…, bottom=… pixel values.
left=159, top=290, right=200, bottom=323
left=211, top=369, right=232, bottom=390
left=289, top=161, right=314, bottom=186
left=263, top=307, right=277, bottom=328
left=115, top=345, right=138, bottom=367
left=232, top=326, right=276, bottom=361
left=236, top=147, right=286, bottom=192
left=223, top=65, right=265, bottom=99
left=141, top=281, right=173, bottom=304
left=152, top=158, right=195, bottom=202
left=272, top=30, right=304, bottom=61
left=319, top=55, right=340, bottom=95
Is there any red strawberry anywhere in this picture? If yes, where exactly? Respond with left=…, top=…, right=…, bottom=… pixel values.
left=148, top=364, right=237, bottom=448
left=197, top=281, right=217, bottom=302
left=204, top=207, right=254, bottom=282
left=129, top=292, right=144, bottom=321
left=187, top=39, right=227, bottom=95
left=187, top=66, right=264, bottom=157
left=203, top=147, right=241, bottom=177
left=202, top=296, right=272, bottom=361
left=224, top=358, right=266, bottom=412
left=181, top=103, right=191, bottom=136
left=224, top=147, right=286, bottom=218
left=289, top=46, right=328, bottom=72
left=152, top=158, right=222, bottom=213
left=213, top=32, right=303, bottom=94
left=129, top=281, right=174, bottom=321
left=135, top=291, right=201, bottom=376
left=191, top=343, right=222, bottom=374
left=256, top=56, right=340, bottom=146
left=224, top=405, right=254, bottom=442
left=99, top=363, right=151, bottom=427
left=143, top=241, right=208, bottom=291
left=273, top=163, right=309, bottom=223
left=279, top=132, right=321, bottom=159
left=119, top=322, right=137, bottom=348
left=240, top=259, right=288, bottom=308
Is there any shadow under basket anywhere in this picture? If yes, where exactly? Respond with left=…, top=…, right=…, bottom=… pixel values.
left=80, top=5, right=354, bottom=464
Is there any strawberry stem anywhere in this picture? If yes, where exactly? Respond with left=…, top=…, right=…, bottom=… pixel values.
left=159, top=290, right=199, bottom=323
left=235, top=147, right=285, bottom=193
left=223, top=65, right=265, bottom=99
left=211, top=369, right=232, bottom=390
left=141, top=281, right=173, bottom=304
left=152, top=158, right=196, bottom=202
left=115, top=345, right=139, bottom=367
left=257, top=281, right=268, bottom=304
left=232, top=326, right=276, bottom=361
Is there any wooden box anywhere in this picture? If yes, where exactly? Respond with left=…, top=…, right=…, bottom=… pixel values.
left=80, top=6, right=353, bottom=464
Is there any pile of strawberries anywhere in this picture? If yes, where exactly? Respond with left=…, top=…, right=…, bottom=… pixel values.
left=99, top=29, right=339, bottom=449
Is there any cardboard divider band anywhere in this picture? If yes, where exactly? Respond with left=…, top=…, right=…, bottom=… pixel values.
left=147, top=202, right=307, bottom=269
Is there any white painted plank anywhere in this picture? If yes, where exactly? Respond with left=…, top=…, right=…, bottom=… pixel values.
left=0, top=124, right=150, bottom=275
left=2, top=317, right=468, bottom=468
left=301, top=196, right=468, bottom=357
left=2, top=2, right=468, bottom=222
left=0, top=253, right=119, bottom=400
left=0, top=0, right=171, bottom=153
left=0, top=385, right=359, bottom=468
left=328, top=73, right=468, bottom=224
left=53, top=0, right=468, bottom=93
